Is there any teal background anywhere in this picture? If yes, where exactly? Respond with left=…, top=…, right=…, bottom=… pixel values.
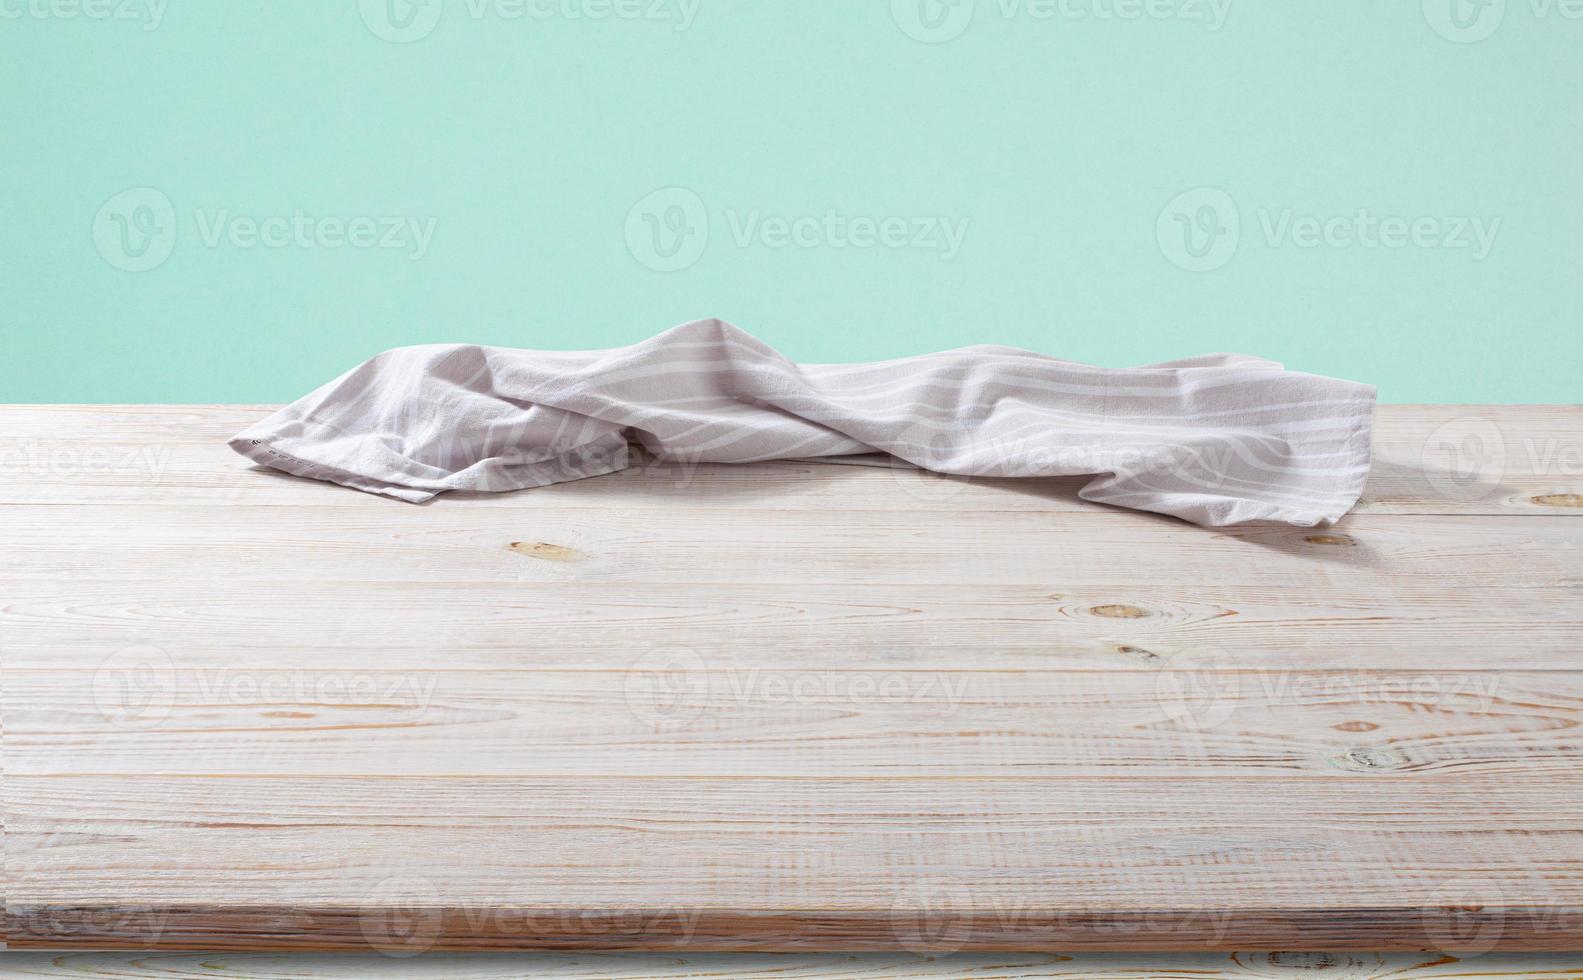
left=3, top=0, right=1579, bottom=404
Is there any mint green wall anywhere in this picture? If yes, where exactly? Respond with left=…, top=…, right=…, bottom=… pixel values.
left=3, top=1, right=1579, bottom=403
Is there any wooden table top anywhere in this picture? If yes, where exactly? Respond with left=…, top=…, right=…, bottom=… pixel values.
left=3, top=405, right=1582, bottom=956
left=1, top=949, right=1581, bottom=977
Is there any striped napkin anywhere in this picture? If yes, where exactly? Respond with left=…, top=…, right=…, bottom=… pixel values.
left=229, top=319, right=1375, bottom=527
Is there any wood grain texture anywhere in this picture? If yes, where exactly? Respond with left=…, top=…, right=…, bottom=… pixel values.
left=3, top=669, right=1573, bottom=777
left=7, top=505, right=1583, bottom=588
left=3, top=406, right=1583, bottom=953
left=0, top=951, right=1581, bottom=978
left=1, top=950, right=1581, bottom=978
left=8, top=774, right=1583, bottom=949
left=5, top=580, right=1580, bottom=672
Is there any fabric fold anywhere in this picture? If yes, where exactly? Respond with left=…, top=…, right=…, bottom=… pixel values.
left=229, top=318, right=1376, bottom=527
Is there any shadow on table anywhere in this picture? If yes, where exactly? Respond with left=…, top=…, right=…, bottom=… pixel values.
left=242, top=450, right=1522, bottom=536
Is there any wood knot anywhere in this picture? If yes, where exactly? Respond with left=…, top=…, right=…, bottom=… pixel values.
left=1533, top=493, right=1583, bottom=508
left=1330, top=746, right=1408, bottom=772
left=1113, top=644, right=1165, bottom=665
left=509, top=541, right=586, bottom=563
left=1304, top=534, right=1355, bottom=547
left=1090, top=604, right=1149, bottom=619
left=1255, top=952, right=1374, bottom=971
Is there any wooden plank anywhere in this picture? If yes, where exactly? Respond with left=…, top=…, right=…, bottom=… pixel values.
left=6, top=774, right=1583, bottom=951
left=0, top=951, right=1581, bottom=978
left=1366, top=405, right=1583, bottom=515
left=4, top=668, right=1563, bottom=778
left=5, top=505, right=1581, bottom=588
left=2, top=405, right=1580, bottom=516
left=5, top=579, right=1580, bottom=673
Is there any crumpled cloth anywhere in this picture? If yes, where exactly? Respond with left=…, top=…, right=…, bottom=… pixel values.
left=229, top=318, right=1375, bottom=527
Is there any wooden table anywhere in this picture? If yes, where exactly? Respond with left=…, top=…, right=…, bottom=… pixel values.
left=3, top=405, right=1582, bottom=957
left=0, top=950, right=1581, bottom=978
